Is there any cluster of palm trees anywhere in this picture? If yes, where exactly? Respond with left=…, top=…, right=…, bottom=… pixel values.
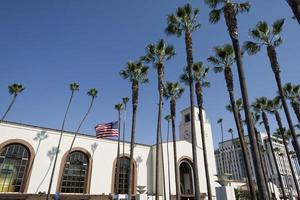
left=117, top=1, right=300, bottom=200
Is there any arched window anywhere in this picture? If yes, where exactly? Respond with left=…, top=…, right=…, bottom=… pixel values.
left=0, top=143, right=30, bottom=192
left=179, top=160, right=194, bottom=195
left=60, top=151, right=89, bottom=193
left=114, top=157, right=135, bottom=194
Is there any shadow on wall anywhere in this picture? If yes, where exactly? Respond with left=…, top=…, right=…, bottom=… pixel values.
left=35, top=147, right=60, bottom=193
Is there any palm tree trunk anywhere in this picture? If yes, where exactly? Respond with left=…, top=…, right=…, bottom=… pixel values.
left=47, top=91, right=74, bottom=200
left=267, top=45, right=300, bottom=166
left=115, top=110, right=122, bottom=194
left=286, top=0, right=300, bottom=24
left=67, top=97, right=95, bottom=154
left=128, top=81, right=138, bottom=200
left=195, top=82, right=212, bottom=200
left=266, top=146, right=277, bottom=199
left=254, top=128, right=271, bottom=200
left=291, top=101, right=300, bottom=125
left=155, top=65, right=166, bottom=200
left=274, top=111, right=300, bottom=197
left=261, top=111, right=287, bottom=199
left=224, top=66, right=257, bottom=199
left=171, top=100, right=180, bottom=200
left=160, top=126, right=167, bottom=200
left=219, top=120, right=225, bottom=174
left=224, top=3, right=269, bottom=199
left=166, top=119, right=172, bottom=200
left=184, top=30, right=201, bottom=200
left=1, top=94, right=17, bottom=121
left=123, top=103, right=128, bottom=157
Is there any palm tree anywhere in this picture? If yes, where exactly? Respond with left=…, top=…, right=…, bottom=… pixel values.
left=250, top=112, right=273, bottom=199
left=1, top=83, right=25, bottom=121
left=205, top=1, right=268, bottom=198
left=115, top=103, right=123, bottom=194
left=209, top=44, right=256, bottom=198
left=267, top=97, right=300, bottom=197
left=217, top=118, right=226, bottom=174
left=164, top=114, right=172, bottom=200
left=180, top=62, right=212, bottom=200
left=47, top=82, right=79, bottom=200
left=243, top=19, right=300, bottom=167
left=163, top=81, right=184, bottom=200
left=67, top=88, right=98, bottom=153
left=120, top=61, right=149, bottom=200
left=227, top=128, right=236, bottom=178
left=141, top=39, right=175, bottom=200
left=285, top=0, right=300, bottom=24
left=273, top=128, right=300, bottom=197
left=283, top=83, right=300, bottom=125
left=165, top=5, right=202, bottom=199
left=122, top=97, right=129, bottom=157
left=252, top=97, right=287, bottom=199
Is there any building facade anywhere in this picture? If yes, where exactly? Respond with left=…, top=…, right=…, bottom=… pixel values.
left=0, top=107, right=218, bottom=200
left=214, top=132, right=300, bottom=197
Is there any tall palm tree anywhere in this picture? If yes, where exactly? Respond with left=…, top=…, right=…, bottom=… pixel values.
left=165, top=5, right=202, bottom=199
left=141, top=39, right=175, bottom=200
left=180, top=62, right=212, bottom=200
left=250, top=112, right=272, bottom=200
left=120, top=61, right=149, bottom=200
left=227, top=128, right=237, bottom=179
left=205, top=1, right=268, bottom=198
left=1, top=83, right=25, bottom=121
left=273, top=128, right=300, bottom=197
left=283, top=83, right=300, bottom=125
left=122, top=97, right=129, bottom=157
left=252, top=97, right=287, bottom=199
left=115, top=103, right=123, bottom=194
left=209, top=44, right=256, bottom=198
left=163, top=81, right=184, bottom=200
left=267, top=97, right=300, bottom=196
left=217, top=118, right=226, bottom=174
left=285, top=0, right=300, bottom=24
left=68, top=88, right=98, bottom=153
left=164, top=114, right=172, bottom=200
left=47, top=82, right=79, bottom=200
left=243, top=19, right=300, bottom=166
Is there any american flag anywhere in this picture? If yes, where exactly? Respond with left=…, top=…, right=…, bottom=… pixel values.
left=95, top=121, right=119, bottom=138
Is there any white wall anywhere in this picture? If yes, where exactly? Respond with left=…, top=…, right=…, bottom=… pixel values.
left=0, top=122, right=150, bottom=195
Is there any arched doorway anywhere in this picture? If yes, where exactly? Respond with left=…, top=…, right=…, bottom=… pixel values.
left=179, top=159, right=194, bottom=200
left=113, top=156, right=136, bottom=194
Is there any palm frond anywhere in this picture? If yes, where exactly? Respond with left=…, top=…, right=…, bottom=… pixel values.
left=213, top=66, right=223, bottom=73
left=207, top=56, right=221, bottom=65
left=243, top=41, right=261, bottom=55
left=235, top=2, right=251, bottom=14
left=87, top=88, right=98, bottom=98
left=257, top=21, right=269, bottom=35
left=209, top=9, right=222, bottom=24
left=272, top=18, right=285, bottom=35
left=204, top=0, right=224, bottom=9
left=202, top=81, right=211, bottom=88
left=165, top=14, right=182, bottom=37
left=69, top=82, right=80, bottom=91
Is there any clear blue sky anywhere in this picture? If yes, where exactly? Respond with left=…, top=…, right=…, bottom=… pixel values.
left=0, top=0, right=299, bottom=148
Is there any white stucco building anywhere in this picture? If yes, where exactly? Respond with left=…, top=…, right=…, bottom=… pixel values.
left=0, top=107, right=218, bottom=200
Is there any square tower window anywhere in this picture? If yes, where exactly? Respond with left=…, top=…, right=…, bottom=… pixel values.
left=184, top=114, right=190, bottom=123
